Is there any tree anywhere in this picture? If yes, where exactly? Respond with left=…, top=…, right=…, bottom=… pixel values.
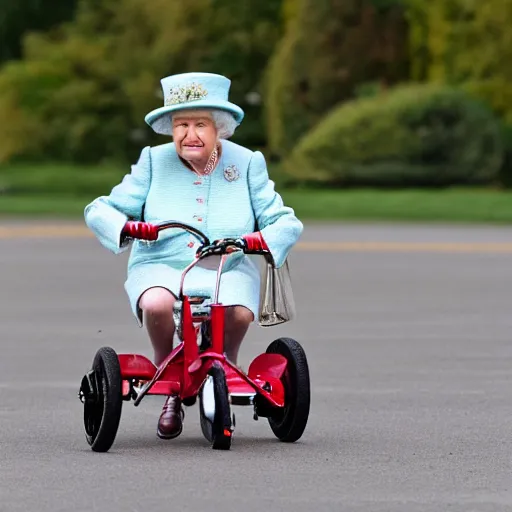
left=409, top=0, right=512, bottom=121
left=265, top=0, right=410, bottom=158
left=0, top=0, right=78, bottom=62
left=0, top=0, right=283, bottom=164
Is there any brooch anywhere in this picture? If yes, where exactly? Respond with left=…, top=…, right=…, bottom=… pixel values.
left=224, top=165, right=240, bottom=182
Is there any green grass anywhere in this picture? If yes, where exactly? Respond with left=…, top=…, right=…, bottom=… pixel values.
left=282, top=188, right=512, bottom=223
left=0, top=162, right=125, bottom=197
left=1, top=163, right=512, bottom=223
left=2, top=188, right=512, bottom=223
left=0, top=196, right=88, bottom=216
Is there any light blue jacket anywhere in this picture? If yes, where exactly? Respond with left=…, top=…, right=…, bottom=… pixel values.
left=84, top=140, right=303, bottom=273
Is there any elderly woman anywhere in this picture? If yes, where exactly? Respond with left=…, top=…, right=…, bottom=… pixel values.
left=84, top=72, right=303, bottom=440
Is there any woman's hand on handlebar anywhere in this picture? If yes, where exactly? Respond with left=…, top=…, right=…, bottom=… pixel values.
left=195, top=232, right=270, bottom=258
left=196, top=238, right=244, bottom=258
left=122, top=221, right=159, bottom=241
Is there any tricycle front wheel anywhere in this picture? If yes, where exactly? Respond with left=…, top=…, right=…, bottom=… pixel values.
left=199, top=362, right=233, bottom=450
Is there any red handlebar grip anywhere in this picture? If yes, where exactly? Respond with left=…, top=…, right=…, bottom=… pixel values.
left=243, top=231, right=269, bottom=253
left=122, top=221, right=158, bottom=241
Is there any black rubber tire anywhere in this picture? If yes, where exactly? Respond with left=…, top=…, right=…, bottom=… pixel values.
left=199, top=363, right=232, bottom=450
left=266, top=337, right=310, bottom=442
left=83, top=347, right=123, bottom=452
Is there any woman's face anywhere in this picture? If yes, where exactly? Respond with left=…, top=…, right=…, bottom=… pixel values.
left=172, top=110, right=218, bottom=164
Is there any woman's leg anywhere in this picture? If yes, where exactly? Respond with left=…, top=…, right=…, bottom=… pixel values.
left=139, top=287, right=182, bottom=439
left=139, top=287, right=176, bottom=366
left=223, top=306, right=254, bottom=365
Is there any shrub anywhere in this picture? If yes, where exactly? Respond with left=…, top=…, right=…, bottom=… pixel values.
left=283, top=84, right=503, bottom=187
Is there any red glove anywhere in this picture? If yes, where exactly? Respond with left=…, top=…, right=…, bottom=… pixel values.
left=195, top=232, right=270, bottom=259
left=241, top=231, right=269, bottom=253
left=122, top=221, right=158, bottom=241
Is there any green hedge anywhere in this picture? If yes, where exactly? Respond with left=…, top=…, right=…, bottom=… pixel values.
left=283, top=84, right=504, bottom=187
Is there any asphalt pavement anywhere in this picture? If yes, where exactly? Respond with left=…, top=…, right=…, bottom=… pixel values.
left=1, top=221, right=512, bottom=512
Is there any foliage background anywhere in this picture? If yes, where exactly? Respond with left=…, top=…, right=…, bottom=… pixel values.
left=1, top=0, right=511, bottom=190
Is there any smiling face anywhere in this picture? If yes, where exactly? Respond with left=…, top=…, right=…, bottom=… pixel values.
left=171, top=110, right=218, bottom=166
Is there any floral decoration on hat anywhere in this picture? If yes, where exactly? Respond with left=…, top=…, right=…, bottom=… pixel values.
left=165, top=83, right=208, bottom=106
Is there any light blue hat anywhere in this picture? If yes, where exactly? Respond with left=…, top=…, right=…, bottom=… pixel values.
left=145, top=72, right=245, bottom=135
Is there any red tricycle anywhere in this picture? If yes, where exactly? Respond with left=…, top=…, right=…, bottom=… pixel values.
left=78, top=220, right=310, bottom=451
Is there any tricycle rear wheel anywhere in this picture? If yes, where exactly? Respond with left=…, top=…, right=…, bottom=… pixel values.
left=266, top=337, right=310, bottom=442
left=80, top=346, right=123, bottom=452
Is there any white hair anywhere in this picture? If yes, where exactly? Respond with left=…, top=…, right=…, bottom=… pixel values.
left=151, top=108, right=239, bottom=139
left=210, top=110, right=239, bottom=139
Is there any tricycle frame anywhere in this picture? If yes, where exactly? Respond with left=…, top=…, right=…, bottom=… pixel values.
left=117, top=222, right=288, bottom=415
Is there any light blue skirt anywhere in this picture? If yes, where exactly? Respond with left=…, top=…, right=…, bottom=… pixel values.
left=124, top=256, right=261, bottom=327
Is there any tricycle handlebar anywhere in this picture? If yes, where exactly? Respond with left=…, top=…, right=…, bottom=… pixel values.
left=129, top=219, right=273, bottom=302
left=154, top=220, right=210, bottom=246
